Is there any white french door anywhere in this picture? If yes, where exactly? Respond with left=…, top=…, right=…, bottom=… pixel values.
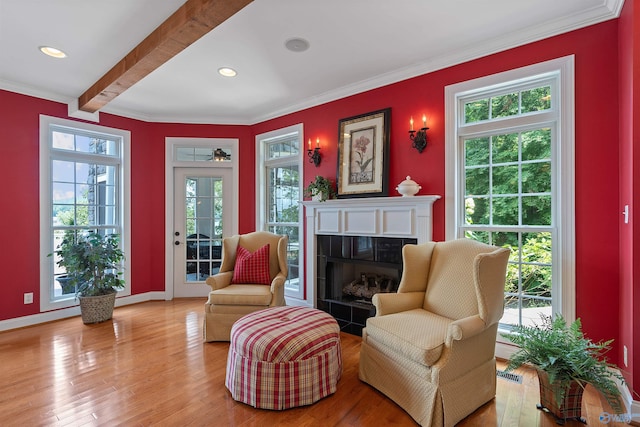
left=173, top=167, right=232, bottom=297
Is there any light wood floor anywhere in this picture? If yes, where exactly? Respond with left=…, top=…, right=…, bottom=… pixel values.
left=0, top=299, right=628, bottom=426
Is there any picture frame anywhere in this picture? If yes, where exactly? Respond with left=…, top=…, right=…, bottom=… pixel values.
left=336, top=108, right=390, bottom=198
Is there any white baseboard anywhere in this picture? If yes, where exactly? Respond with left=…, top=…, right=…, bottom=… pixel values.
left=614, top=370, right=640, bottom=424
left=0, top=291, right=168, bottom=332
left=606, top=398, right=640, bottom=424
left=627, top=397, right=640, bottom=424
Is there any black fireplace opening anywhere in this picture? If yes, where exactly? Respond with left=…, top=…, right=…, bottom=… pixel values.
left=316, top=235, right=417, bottom=335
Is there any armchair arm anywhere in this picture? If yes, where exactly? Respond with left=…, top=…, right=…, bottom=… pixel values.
left=446, top=315, right=486, bottom=344
left=270, top=272, right=286, bottom=293
left=372, top=292, right=425, bottom=316
left=269, top=272, right=287, bottom=306
left=205, top=271, right=232, bottom=291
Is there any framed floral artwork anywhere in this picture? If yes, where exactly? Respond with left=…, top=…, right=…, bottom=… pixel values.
left=337, top=108, right=390, bottom=198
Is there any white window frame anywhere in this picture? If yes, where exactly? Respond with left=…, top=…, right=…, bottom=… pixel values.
left=39, top=115, right=131, bottom=312
left=256, top=124, right=305, bottom=301
left=445, top=56, right=575, bottom=351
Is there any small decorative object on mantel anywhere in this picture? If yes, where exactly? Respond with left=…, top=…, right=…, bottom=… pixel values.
left=303, top=175, right=336, bottom=202
left=396, top=176, right=421, bottom=197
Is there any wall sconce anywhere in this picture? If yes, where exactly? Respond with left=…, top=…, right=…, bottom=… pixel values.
left=409, top=115, right=429, bottom=153
left=213, top=148, right=230, bottom=161
left=307, top=138, right=321, bottom=167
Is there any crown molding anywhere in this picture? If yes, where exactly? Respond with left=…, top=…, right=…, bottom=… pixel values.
left=0, top=79, right=73, bottom=106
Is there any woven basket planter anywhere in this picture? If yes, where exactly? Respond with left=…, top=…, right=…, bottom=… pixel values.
left=78, top=292, right=117, bottom=324
left=536, top=369, right=586, bottom=424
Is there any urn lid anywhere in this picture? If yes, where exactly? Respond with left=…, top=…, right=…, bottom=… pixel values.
left=398, top=176, right=418, bottom=186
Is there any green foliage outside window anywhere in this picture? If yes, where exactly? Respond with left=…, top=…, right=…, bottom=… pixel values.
left=464, top=85, right=554, bottom=315
left=464, top=86, right=551, bottom=124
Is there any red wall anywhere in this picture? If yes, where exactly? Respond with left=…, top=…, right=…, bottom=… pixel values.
left=0, top=91, right=253, bottom=319
left=255, top=20, right=623, bottom=361
left=0, top=16, right=632, bottom=391
left=619, top=0, right=639, bottom=393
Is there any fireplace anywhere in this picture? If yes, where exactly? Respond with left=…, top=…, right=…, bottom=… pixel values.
left=316, top=235, right=417, bottom=334
left=303, top=195, right=440, bottom=335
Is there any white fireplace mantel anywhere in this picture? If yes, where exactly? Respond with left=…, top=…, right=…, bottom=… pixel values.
left=302, top=195, right=440, bottom=307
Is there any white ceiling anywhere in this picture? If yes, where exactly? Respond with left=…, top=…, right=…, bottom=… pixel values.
left=0, top=0, right=623, bottom=125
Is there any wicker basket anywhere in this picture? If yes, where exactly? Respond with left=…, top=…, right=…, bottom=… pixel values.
left=536, top=369, right=586, bottom=423
left=78, top=292, right=117, bottom=324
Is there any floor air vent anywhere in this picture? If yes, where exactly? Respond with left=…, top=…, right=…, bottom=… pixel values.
left=496, top=370, right=523, bottom=384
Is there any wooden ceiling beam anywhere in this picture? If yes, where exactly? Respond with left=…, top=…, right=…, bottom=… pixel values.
left=78, top=0, right=253, bottom=113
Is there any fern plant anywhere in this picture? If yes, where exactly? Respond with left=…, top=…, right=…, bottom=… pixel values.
left=502, top=315, right=625, bottom=414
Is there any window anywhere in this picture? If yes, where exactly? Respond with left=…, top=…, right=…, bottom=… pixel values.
left=184, top=176, right=224, bottom=281
left=445, top=56, right=575, bottom=334
left=40, top=116, right=130, bottom=311
left=256, top=125, right=304, bottom=300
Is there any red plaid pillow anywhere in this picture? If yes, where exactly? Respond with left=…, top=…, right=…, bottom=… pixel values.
left=231, top=244, right=271, bottom=285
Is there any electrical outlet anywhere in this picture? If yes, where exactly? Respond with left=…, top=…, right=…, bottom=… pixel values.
left=24, top=292, right=33, bottom=304
left=624, top=345, right=628, bottom=367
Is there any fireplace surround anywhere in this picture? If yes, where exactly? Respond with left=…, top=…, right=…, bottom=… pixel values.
left=303, top=195, right=440, bottom=334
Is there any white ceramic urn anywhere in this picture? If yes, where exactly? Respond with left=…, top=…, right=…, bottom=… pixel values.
left=396, top=176, right=421, bottom=197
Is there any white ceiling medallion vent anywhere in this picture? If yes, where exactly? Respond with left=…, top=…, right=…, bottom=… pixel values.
left=285, top=37, right=310, bottom=53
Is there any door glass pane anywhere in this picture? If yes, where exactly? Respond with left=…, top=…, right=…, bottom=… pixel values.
left=184, top=176, right=223, bottom=282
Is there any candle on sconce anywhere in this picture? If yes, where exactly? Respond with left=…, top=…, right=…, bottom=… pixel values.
left=316, top=138, right=320, bottom=149
left=308, top=138, right=312, bottom=150
left=422, top=115, right=427, bottom=128
left=410, top=116, right=414, bottom=131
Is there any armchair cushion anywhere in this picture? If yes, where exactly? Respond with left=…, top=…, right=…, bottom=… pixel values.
left=365, top=308, right=453, bottom=366
left=231, top=244, right=271, bottom=285
left=207, top=284, right=273, bottom=306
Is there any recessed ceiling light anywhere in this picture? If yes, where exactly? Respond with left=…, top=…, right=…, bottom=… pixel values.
left=218, top=67, right=237, bottom=77
left=39, top=46, right=67, bottom=58
left=285, top=38, right=310, bottom=53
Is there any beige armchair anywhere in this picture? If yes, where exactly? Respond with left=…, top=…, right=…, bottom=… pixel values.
left=204, top=231, right=288, bottom=342
left=359, top=238, right=510, bottom=427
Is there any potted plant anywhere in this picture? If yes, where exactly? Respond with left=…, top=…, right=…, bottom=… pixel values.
left=51, top=232, right=125, bottom=324
left=304, top=175, right=336, bottom=202
left=502, top=315, right=626, bottom=424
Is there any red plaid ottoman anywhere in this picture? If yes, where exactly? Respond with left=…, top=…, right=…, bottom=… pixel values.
left=225, top=306, right=342, bottom=410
